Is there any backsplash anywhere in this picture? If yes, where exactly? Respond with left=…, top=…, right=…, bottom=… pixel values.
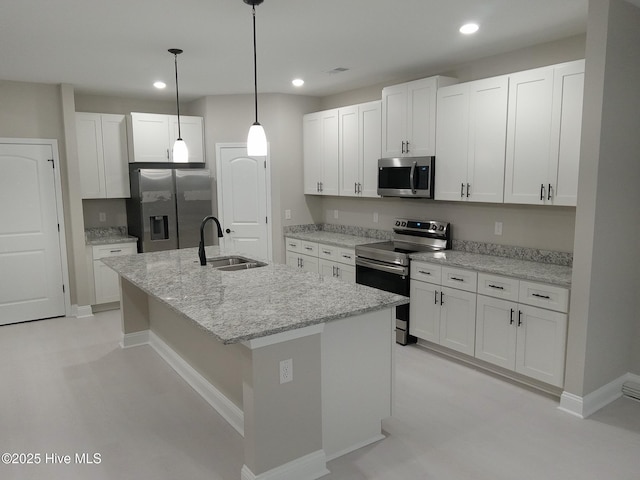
left=85, top=226, right=128, bottom=243
left=283, top=224, right=573, bottom=267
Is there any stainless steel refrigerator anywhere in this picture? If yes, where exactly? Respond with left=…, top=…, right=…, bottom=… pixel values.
left=127, top=167, right=214, bottom=252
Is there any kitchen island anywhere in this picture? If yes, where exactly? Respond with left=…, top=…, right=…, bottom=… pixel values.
left=103, top=246, right=407, bottom=480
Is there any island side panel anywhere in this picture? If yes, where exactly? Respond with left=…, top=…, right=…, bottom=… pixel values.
left=148, top=296, right=244, bottom=411
left=242, top=333, right=325, bottom=477
left=321, top=308, right=394, bottom=460
left=120, top=277, right=150, bottom=335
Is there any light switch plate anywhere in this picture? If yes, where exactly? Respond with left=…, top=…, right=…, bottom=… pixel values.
left=285, top=209, right=291, bottom=220
left=494, top=222, right=503, bottom=236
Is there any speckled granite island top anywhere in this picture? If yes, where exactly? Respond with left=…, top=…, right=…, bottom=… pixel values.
left=410, top=251, right=572, bottom=288
left=102, top=246, right=407, bottom=344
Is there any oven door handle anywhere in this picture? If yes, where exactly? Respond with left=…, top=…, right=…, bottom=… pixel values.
left=409, top=161, right=417, bottom=194
left=356, top=257, right=408, bottom=276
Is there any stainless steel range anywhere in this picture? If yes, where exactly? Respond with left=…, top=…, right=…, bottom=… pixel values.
left=355, top=218, right=451, bottom=345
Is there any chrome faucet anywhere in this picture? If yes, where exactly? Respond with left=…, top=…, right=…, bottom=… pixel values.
left=199, top=216, right=224, bottom=266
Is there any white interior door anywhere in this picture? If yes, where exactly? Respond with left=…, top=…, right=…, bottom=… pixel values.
left=217, top=145, right=270, bottom=261
left=0, top=143, right=66, bottom=324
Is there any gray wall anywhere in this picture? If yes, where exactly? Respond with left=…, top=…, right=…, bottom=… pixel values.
left=565, top=0, right=640, bottom=396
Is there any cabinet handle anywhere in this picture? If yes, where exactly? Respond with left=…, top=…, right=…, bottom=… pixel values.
left=354, top=182, right=358, bottom=194
left=320, top=181, right=323, bottom=192
left=167, top=149, right=170, bottom=160
left=510, top=308, right=515, bottom=325
left=461, top=183, right=465, bottom=198
left=418, top=270, right=431, bottom=275
left=440, top=291, right=444, bottom=305
left=401, top=141, right=406, bottom=154
left=434, top=290, right=438, bottom=305
left=406, top=141, right=410, bottom=153
left=322, top=250, right=331, bottom=255
left=488, top=284, right=504, bottom=290
left=288, top=243, right=296, bottom=247
left=304, top=246, right=313, bottom=251
left=109, top=249, right=122, bottom=253
left=548, top=184, right=553, bottom=201
left=518, top=310, right=523, bottom=326
left=336, top=266, right=340, bottom=277
left=532, top=293, right=551, bottom=300
left=342, top=254, right=352, bottom=259
left=466, top=183, right=471, bottom=198
left=450, top=276, right=464, bottom=282
left=540, top=184, right=545, bottom=201
left=358, top=183, right=362, bottom=193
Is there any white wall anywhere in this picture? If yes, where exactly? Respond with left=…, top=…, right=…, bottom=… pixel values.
left=565, top=0, right=640, bottom=396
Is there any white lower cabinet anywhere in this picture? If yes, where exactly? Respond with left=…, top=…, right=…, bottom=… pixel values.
left=410, top=264, right=477, bottom=356
left=285, top=237, right=355, bottom=282
left=411, top=262, right=569, bottom=388
left=475, top=295, right=568, bottom=387
left=90, top=242, right=137, bottom=305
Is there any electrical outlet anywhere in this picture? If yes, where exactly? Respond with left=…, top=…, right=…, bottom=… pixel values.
left=333, top=209, right=339, bottom=219
left=99, top=212, right=106, bottom=222
left=285, top=209, right=291, bottom=220
left=494, top=221, right=503, bottom=236
left=373, top=212, right=379, bottom=223
left=280, top=358, right=293, bottom=384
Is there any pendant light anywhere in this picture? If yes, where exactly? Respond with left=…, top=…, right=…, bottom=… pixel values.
left=169, top=48, right=188, bottom=163
left=244, top=0, right=268, bottom=156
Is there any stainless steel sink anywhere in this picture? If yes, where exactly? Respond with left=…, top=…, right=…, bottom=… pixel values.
left=203, top=255, right=267, bottom=271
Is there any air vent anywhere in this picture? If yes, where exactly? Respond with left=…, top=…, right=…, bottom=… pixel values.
left=327, top=67, right=349, bottom=74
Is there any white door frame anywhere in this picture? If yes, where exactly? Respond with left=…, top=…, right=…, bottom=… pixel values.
left=215, top=143, right=273, bottom=262
left=0, top=137, right=71, bottom=317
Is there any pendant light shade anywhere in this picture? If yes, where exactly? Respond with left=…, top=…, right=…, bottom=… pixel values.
left=169, top=48, right=188, bottom=163
left=244, top=0, right=268, bottom=156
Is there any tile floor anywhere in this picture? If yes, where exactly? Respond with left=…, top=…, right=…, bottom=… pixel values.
left=1, top=310, right=639, bottom=479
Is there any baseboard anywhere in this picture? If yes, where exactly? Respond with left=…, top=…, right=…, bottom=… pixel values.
left=559, top=372, right=638, bottom=418
left=121, top=330, right=150, bottom=348
left=325, top=434, right=385, bottom=462
left=148, top=331, right=245, bottom=437
left=240, top=450, right=330, bottom=480
left=72, top=304, right=94, bottom=319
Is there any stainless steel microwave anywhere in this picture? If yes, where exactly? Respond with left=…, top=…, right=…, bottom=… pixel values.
left=377, top=156, right=435, bottom=198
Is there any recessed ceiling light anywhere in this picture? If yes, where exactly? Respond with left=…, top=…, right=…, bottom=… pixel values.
left=459, top=23, right=479, bottom=35
left=153, top=81, right=167, bottom=89
left=292, top=78, right=304, bottom=87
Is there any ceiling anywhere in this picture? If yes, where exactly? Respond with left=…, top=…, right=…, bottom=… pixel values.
left=1, top=0, right=589, bottom=101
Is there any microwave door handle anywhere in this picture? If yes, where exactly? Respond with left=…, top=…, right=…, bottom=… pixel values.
left=409, top=161, right=417, bottom=194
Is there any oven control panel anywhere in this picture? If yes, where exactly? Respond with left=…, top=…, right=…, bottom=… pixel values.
left=394, top=218, right=449, bottom=234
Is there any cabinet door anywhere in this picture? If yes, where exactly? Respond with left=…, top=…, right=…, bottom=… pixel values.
left=336, top=263, right=356, bottom=283
left=338, top=106, right=360, bottom=196
left=94, top=260, right=121, bottom=304
left=286, top=251, right=300, bottom=269
left=359, top=101, right=382, bottom=198
left=439, top=286, right=476, bottom=356
left=434, top=83, right=470, bottom=201
left=515, top=304, right=567, bottom=387
left=467, top=76, right=509, bottom=203
left=475, top=295, right=517, bottom=370
left=130, top=113, right=171, bottom=162
left=101, top=114, right=130, bottom=198
left=299, top=253, right=319, bottom=274
left=320, top=110, right=340, bottom=195
left=504, top=67, right=554, bottom=204
left=381, top=83, right=407, bottom=157
left=548, top=60, right=584, bottom=206
left=407, top=77, right=437, bottom=156
left=319, top=258, right=338, bottom=278
left=409, top=281, right=440, bottom=343
left=303, top=113, right=323, bottom=194
left=169, top=115, right=205, bottom=163
left=76, top=113, right=106, bottom=199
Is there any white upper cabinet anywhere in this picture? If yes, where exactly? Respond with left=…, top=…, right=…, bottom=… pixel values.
left=382, top=76, right=457, bottom=157
left=76, top=112, right=130, bottom=199
left=338, top=101, right=381, bottom=197
left=128, top=112, right=205, bottom=163
left=303, top=109, right=339, bottom=195
left=435, top=76, right=509, bottom=203
left=504, top=60, right=584, bottom=205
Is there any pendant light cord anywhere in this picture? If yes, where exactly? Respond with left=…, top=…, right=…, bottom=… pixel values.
left=252, top=5, right=259, bottom=124
left=174, top=53, right=182, bottom=139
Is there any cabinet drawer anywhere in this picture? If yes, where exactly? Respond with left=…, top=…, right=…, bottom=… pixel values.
left=410, top=261, right=441, bottom=284
left=318, top=244, right=338, bottom=260
left=518, top=281, right=569, bottom=313
left=285, top=237, right=302, bottom=253
left=92, top=243, right=137, bottom=260
left=300, top=241, right=318, bottom=256
left=442, top=267, right=477, bottom=293
left=477, top=273, right=520, bottom=302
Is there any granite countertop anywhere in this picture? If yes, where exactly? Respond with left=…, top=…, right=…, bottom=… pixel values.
left=410, top=251, right=572, bottom=288
left=85, top=227, right=138, bottom=246
left=284, top=231, right=382, bottom=249
left=102, top=246, right=407, bottom=345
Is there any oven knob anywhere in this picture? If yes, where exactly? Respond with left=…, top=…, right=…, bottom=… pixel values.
left=401, top=221, right=407, bottom=227
left=439, top=225, right=445, bottom=231
left=430, top=223, right=437, bottom=230
left=395, top=220, right=401, bottom=226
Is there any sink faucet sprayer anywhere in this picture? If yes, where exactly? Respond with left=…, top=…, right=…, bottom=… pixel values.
left=199, top=216, right=224, bottom=266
